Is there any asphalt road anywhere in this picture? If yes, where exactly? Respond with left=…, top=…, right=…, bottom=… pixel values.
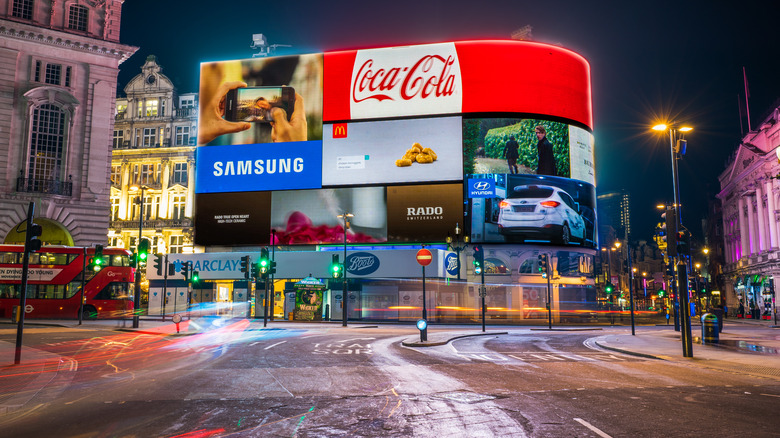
left=1, top=322, right=778, bottom=437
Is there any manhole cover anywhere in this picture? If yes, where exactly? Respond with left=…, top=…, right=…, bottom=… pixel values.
left=432, top=392, right=496, bottom=404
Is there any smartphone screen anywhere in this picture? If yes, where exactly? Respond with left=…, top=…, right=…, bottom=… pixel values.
left=225, top=86, right=294, bottom=123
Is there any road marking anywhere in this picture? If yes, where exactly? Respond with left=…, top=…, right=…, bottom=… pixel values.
left=761, top=393, right=780, bottom=398
left=264, top=341, right=286, bottom=350
left=574, top=418, right=612, bottom=438
left=340, top=337, right=376, bottom=343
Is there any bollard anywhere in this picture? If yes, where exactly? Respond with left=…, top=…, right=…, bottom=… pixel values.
left=701, top=313, right=719, bottom=344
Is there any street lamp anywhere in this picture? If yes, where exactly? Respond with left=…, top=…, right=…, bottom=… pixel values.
left=129, top=184, right=149, bottom=328
left=445, top=222, right=469, bottom=280
left=653, top=121, right=694, bottom=357
left=336, top=212, right=353, bottom=327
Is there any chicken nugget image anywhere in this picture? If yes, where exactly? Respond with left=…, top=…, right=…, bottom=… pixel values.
left=422, top=148, right=437, bottom=161
left=395, top=158, right=413, bottom=167
left=411, top=142, right=423, bottom=153
left=416, top=153, right=434, bottom=164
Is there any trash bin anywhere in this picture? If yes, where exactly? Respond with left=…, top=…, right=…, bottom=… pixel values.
left=701, top=313, right=719, bottom=344
left=709, top=308, right=724, bottom=332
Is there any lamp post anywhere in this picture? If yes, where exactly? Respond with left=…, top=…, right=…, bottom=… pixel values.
left=653, top=122, right=694, bottom=357
left=445, top=222, right=469, bottom=280
left=129, top=185, right=149, bottom=328
left=337, top=212, right=353, bottom=327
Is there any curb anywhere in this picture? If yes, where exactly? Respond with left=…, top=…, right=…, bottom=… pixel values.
left=593, top=340, right=666, bottom=360
left=401, top=331, right=508, bottom=347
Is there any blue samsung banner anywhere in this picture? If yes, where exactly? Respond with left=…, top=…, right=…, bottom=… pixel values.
left=467, top=178, right=495, bottom=198
left=195, top=141, right=323, bottom=193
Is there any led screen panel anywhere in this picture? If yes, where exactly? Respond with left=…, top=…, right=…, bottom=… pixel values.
left=270, top=187, right=387, bottom=244
left=194, top=192, right=272, bottom=246
left=468, top=173, right=596, bottom=248
left=322, top=116, right=463, bottom=186
left=386, top=184, right=464, bottom=243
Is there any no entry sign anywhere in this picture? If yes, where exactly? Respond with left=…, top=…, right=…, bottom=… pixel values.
left=416, top=248, right=432, bottom=266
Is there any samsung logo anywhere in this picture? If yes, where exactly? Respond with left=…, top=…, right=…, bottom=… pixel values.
left=346, top=252, right=380, bottom=275
left=212, top=158, right=304, bottom=176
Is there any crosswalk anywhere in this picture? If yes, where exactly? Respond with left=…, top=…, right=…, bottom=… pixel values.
left=455, top=351, right=640, bottom=363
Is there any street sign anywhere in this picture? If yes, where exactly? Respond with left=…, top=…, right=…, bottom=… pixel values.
left=416, top=248, right=432, bottom=266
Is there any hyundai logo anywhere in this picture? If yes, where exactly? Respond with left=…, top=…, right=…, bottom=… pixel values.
left=473, top=181, right=491, bottom=190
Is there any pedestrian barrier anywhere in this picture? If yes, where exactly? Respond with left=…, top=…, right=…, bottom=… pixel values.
left=701, top=313, right=718, bottom=344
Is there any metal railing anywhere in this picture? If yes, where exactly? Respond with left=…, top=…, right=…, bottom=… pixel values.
left=16, top=176, right=72, bottom=196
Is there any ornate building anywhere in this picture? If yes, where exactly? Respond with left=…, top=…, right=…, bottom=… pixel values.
left=109, top=56, right=198, bottom=256
left=717, top=103, right=780, bottom=319
left=0, top=0, right=136, bottom=245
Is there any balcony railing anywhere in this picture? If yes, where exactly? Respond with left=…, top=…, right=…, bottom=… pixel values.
left=110, top=218, right=192, bottom=230
left=16, top=176, right=72, bottom=196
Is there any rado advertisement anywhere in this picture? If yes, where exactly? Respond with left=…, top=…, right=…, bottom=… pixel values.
left=194, top=192, right=272, bottom=246
left=386, top=183, right=464, bottom=243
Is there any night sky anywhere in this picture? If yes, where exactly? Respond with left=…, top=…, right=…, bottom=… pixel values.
left=119, top=0, right=780, bottom=245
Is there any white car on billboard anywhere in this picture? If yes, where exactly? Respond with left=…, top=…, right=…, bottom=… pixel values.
left=497, top=184, right=586, bottom=245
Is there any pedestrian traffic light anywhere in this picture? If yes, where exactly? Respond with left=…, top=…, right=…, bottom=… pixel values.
left=259, top=248, right=270, bottom=276
left=26, top=222, right=43, bottom=253
left=91, top=245, right=105, bottom=272
left=137, top=239, right=150, bottom=265
left=240, top=255, right=250, bottom=280
left=473, top=245, right=484, bottom=275
left=661, top=208, right=677, bottom=257
left=538, top=254, right=548, bottom=276
left=605, top=282, right=614, bottom=295
left=153, top=254, right=163, bottom=276
left=331, top=254, right=343, bottom=279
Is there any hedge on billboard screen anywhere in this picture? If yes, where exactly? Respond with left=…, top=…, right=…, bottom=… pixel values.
left=270, top=187, right=387, bottom=244
left=194, top=192, right=272, bottom=246
left=468, top=174, right=596, bottom=248
left=463, top=117, right=595, bottom=185
left=322, top=116, right=463, bottom=186
left=386, top=184, right=464, bottom=243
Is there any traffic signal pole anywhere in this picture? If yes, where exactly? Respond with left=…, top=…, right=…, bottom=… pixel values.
left=669, top=129, right=693, bottom=357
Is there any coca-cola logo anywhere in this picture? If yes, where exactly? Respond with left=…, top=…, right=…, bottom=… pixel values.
left=352, top=55, right=458, bottom=103
left=346, top=252, right=380, bottom=275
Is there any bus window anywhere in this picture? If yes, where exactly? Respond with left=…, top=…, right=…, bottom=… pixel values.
left=0, top=284, right=17, bottom=299
left=67, top=281, right=82, bottom=299
left=0, top=252, right=20, bottom=264
left=39, top=253, right=70, bottom=265
left=110, top=255, right=129, bottom=267
left=95, top=282, right=133, bottom=300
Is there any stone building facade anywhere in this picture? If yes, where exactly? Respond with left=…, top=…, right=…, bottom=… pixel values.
left=717, top=104, right=780, bottom=319
left=0, top=0, right=136, bottom=245
left=109, top=56, right=197, bottom=255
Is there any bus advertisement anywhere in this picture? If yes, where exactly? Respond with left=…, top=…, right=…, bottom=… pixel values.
left=0, top=245, right=135, bottom=320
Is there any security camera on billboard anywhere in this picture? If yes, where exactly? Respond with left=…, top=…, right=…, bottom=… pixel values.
left=197, top=54, right=323, bottom=146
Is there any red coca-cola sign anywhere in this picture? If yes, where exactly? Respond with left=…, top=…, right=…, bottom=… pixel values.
left=323, top=40, right=592, bottom=130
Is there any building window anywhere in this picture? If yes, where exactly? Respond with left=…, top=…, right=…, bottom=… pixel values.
left=173, top=162, right=188, bottom=184
left=68, top=5, right=88, bottom=32
left=143, top=195, right=154, bottom=220
left=169, top=235, right=183, bottom=254
left=142, top=128, right=157, bottom=147
left=110, top=165, right=121, bottom=184
left=12, top=0, right=33, bottom=20
left=175, top=126, right=190, bottom=145
left=139, top=164, right=153, bottom=185
left=44, top=63, right=61, bottom=85
left=110, top=197, right=119, bottom=221
left=144, top=100, right=158, bottom=117
left=172, top=195, right=186, bottom=220
left=33, top=61, right=72, bottom=87
left=113, top=130, right=123, bottom=148
left=28, top=104, right=65, bottom=182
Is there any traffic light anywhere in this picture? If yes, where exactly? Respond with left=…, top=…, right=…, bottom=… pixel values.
left=153, top=254, right=163, bottom=276
left=240, top=256, right=250, bottom=280
left=251, top=262, right=260, bottom=279
left=91, top=245, right=105, bottom=272
left=473, top=245, right=484, bottom=275
left=605, top=282, right=614, bottom=295
left=658, top=289, right=666, bottom=298
left=538, top=254, right=548, bottom=276
left=130, top=253, right=138, bottom=268
left=181, top=261, right=190, bottom=282
left=331, top=254, right=343, bottom=279
left=676, top=230, right=690, bottom=256
left=661, top=208, right=677, bottom=257
left=259, top=248, right=270, bottom=276
left=26, top=222, right=43, bottom=253
left=191, top=271, right=199, bottom=283
left=137, top=239, right=150, bottom=265
left=269, top=260, right=277, bottom=275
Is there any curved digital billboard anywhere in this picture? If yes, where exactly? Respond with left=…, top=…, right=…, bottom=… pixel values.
left=194, top=40, right=594, bottom=247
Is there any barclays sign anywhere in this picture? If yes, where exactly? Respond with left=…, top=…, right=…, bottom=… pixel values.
left=346, top=252, right=380, bottom=276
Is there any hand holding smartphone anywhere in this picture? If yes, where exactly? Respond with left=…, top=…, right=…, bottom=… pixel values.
left=224, top=86, right=295, bottom=123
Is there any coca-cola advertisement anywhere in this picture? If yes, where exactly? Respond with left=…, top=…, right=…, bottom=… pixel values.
left=322, top=116, right=463, bottom=186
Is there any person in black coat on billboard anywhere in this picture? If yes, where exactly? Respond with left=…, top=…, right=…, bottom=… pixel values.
left=535, top=125, right=557, bottom=176
left=503, top=135, right=520, bottom=174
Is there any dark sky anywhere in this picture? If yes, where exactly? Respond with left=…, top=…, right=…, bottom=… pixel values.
left=119, top=0, right=780, bottom=245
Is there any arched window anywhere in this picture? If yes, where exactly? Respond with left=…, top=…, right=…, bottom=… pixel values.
left=29, top=104, right=66, bottom=182
left=68, top=4, right=88, bottom=31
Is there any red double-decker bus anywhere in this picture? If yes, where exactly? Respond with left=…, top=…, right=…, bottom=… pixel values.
left=0, top=245, right=135, bottom=320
